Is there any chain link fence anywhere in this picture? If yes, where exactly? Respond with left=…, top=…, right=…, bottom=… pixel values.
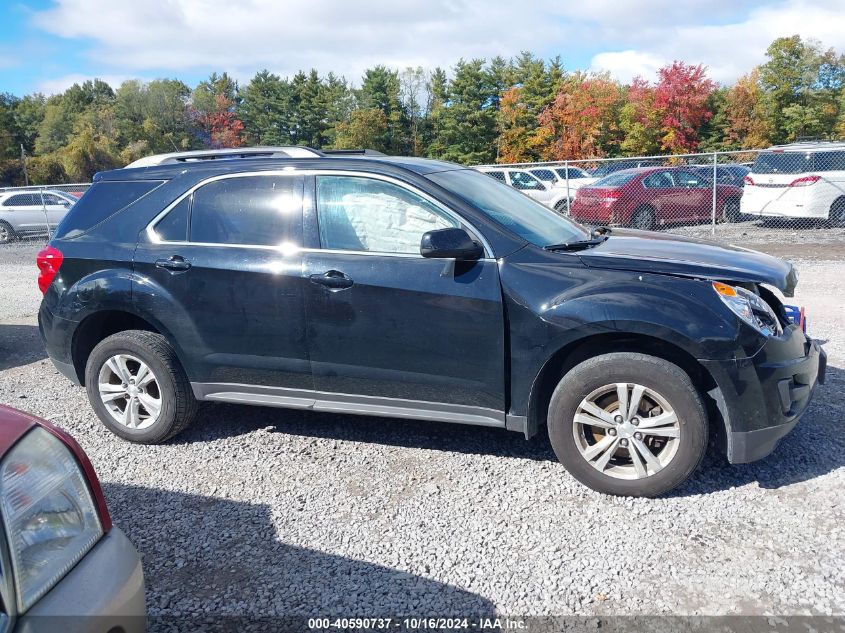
left=0, top=183, right=91, bottom=244
left=475, top=142, right=845, bottom=248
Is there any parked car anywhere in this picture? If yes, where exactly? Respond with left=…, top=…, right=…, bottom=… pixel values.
left=0, top=190, right=77, bottom=243
left=0, top=405, right=145, bottom=631
left=527, top=166, right=598, bottom=211
left=688, top=164, right=751, bottom=188
left=740, top=141, right=845, bottom=224
left=475, top=167, right=572, bottom=212
left=588, top=159, right=662, bottom=179
left=38, top=146, right=824, bottom=497
left=570, top=167, right=744, bottom=229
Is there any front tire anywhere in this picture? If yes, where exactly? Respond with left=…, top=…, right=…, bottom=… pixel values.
left=547, top=353, right=708, bottom=497
left=85, top=330, right=198, bottom=443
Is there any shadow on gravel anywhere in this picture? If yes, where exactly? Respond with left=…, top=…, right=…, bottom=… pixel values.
left=0, top=323, right=46, bottom=371
left=173, top=401, right=557, bottom=462
left=170, top=367, right=842, bottom=496
left=102, top=482, right=496, bottom=630
left=675, top=364, right=845, bottom=496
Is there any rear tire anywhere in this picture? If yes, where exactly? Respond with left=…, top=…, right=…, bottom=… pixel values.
left=829, top=198, right=845, bottom=228
left=0, top=221, right=15, bottom=244
left=631, top=206, right=655, bottom=231
left=547, top=353, right=708, bottom=497
left=722, top=197, right=741, bottom=223
left=85, top=330, right=198, bottom=444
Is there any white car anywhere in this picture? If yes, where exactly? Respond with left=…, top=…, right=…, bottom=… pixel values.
left=741, top=141, right=845, bottom=225
left=0, top=189, right=77, bottom=243
left=474, top=167, right=570, bottom=211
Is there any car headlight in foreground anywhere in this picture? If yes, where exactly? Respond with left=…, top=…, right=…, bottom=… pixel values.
left=713, top=281, right=783, bottom=337
left=0, top=427, right=103, bottom=612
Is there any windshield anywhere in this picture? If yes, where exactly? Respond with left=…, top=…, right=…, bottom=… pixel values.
left=592, top=172, right=638, bottom=187
left=752, top=152, right=814, bottom=174
left=427, top=169, right=588, bottom=247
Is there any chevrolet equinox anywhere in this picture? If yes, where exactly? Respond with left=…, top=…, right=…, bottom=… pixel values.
left=37, top=147, right=826, bottom=496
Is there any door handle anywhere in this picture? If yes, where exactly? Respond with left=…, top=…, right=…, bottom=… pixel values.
left=155, top=255, right=191, bottom=272
left=309, top=270, right=353, bottom=290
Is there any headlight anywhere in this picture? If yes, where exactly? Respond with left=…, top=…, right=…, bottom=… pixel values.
left=0, top=427, right=103, bottom=612
left=713, top=282, right=782, bottom=337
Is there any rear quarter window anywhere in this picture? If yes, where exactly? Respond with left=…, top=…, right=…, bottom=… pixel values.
left=54, top=180, right=163, bottom=239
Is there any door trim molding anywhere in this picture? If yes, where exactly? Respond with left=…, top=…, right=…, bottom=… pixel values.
left=191, top=382, right=507, bottom=429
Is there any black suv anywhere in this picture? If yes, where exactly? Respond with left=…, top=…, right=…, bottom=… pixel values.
left=37, top=147, right=825, bottom=496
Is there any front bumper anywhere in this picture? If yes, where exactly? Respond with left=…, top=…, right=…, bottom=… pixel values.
left=700, top=327, right=825, bottom=464
left=15, top=528, right=145, bottom=633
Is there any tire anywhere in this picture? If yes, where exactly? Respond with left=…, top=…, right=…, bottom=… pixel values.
left=85, top=330, right=198, bottom=443
left=631, top=206, right=655, bottom=231
left=547, top=353, right=708, bottom=497
left=829, top=198, right=845, bottom=228
left=722, top=197, right=741, bottom=223
left=0, top=221, right=15, bottom=244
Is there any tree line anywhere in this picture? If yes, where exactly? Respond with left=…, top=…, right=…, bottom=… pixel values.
left=1, top=34, right=843, bottom=185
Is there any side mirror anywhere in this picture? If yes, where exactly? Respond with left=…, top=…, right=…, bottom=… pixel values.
left=420, top=228, right=483, bottom=261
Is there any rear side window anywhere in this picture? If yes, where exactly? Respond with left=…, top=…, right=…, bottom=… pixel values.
left=594, top=172, right=637, bottom=187
left=3, top=193, right=38, bottom=206
left=54, top=180, right=163, bottom=239
left=189, top=175, right=303, bottom=246
left=153, top=195, right=191, bottom=242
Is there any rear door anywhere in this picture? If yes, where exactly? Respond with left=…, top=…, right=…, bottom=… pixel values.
left=134, top=173, right=312, bottom=394
left=301, top=173, right=506, bottom=423
left=41, top=193, right=72, bottom=228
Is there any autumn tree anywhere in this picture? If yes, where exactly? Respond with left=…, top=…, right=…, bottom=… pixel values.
left=651, top=62, right=715, bottom=153
left=537, top=74, right=624, bottom=160
left=721, top=69, right=771, bottom=149
left=619, top=78, right=661, bottom=156
left=333, top=108, right=389, bottom=150
left=191, top=72, right=244, bottom=148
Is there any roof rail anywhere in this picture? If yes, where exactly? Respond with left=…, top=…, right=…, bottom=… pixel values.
left=321, top=149, right=386, bottom=156
left=125, top=146, right=323, bottom=168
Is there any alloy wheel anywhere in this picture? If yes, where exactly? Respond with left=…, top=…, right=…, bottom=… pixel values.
left=97, top=353, right=162, bottom=430
left=572, top=382, right=681, bottom=480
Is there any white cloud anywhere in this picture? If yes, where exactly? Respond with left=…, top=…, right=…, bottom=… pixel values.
left=28, top=0, right=845, bottom=88
left=590, top=51, right=665, bottom=84
left=36, top=73, right=136, bottom=95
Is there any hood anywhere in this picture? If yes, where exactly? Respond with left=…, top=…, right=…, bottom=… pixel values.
left=577, top=229, right=798, bottom=296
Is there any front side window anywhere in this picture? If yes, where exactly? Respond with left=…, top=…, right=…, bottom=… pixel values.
left=316, top=176, right=457, bottom=254
left=189, top=175, right=303, bottom=246
left=530, top=169, right=556, bottom=182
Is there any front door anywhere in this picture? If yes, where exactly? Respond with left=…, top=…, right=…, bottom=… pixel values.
left=133, top=173, right=312, bottom=394
left=302, top=174, right=506, bottom=424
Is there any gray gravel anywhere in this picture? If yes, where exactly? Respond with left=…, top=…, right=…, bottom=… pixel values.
left=1, top=239, right=843, bottom=620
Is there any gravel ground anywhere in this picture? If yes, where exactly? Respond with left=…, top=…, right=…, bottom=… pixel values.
left=1, top=237, right=843, bottom=623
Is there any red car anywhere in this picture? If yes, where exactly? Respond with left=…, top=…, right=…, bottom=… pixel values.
left=570, top=167, right=743, bottom=230
left=0, top=405, right=144, bottom=631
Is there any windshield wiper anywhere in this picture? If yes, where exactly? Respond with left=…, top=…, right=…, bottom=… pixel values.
left=544, top=236, right=609, bottom=251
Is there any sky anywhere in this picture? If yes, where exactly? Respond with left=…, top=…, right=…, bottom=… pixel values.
left=1, top=0, right=845, bottom=96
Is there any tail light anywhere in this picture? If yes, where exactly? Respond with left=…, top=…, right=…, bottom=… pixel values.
left=36, top=245, right=63, bottom=294
left=744, top=176, right=755, bottom=186
left=0, top=423, right=109, bottom=612
left=789, top=175, right=821, bottom=187
left=599, top=191, right=621, bottom=206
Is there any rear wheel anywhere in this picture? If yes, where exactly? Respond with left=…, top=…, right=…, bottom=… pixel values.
left=829, top=198, right=845, bottom=227
left=631, top=206, right=655, bottom=231
left=722, top=197, right=741, bottom=223
left=547, top=353, right=708, bottom=497
left=85, top=330, right=198, bottom=443
left=0, top=221, right=15, bottom=244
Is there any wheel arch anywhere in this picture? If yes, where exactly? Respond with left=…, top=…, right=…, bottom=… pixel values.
left=71, top=309, right=179, bottom=386
left=525, top=332, right=725, bottom=449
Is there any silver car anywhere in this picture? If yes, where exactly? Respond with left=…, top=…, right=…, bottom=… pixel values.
left=0, top=190, right=76, bottom=244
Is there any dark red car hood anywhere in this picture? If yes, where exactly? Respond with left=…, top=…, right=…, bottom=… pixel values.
left=578, top=229, right=798, bottom=296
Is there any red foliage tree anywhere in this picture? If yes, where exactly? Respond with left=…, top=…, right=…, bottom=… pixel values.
left=652, top=62, right=715, bottom=153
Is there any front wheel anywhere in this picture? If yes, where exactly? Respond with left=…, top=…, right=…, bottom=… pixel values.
left=547, top=353, right=708, bottom=497
left=85, top=330, right=198, bottom=443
